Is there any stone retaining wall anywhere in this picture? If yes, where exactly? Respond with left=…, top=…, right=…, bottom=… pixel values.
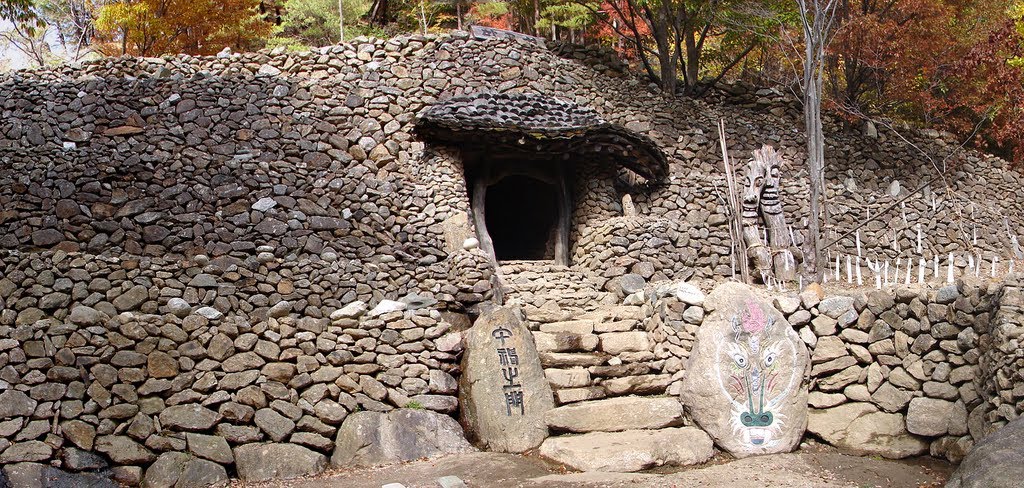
left=640, top=278, right=1024, bottom=463
left=3, top=33, right=1024, bottom=281
left=0, top=248, right=470, bottom=483
left=2, top=31, right=1024, bottom=483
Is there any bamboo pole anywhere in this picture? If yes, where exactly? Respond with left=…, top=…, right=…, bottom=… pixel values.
left=719, top=120, right=749, bottom=284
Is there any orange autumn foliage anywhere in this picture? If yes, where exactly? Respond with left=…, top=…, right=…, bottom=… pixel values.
left=95, top=0, right=273, bottom=56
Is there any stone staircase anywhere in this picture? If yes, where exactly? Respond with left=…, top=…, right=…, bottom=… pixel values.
left=537, top=396, right=713, bottom=472
left=527, top=304, right=672, bottom=405
left=496, top=260, right=706, bottom=472
left=497, top=260, right=616, bottom=311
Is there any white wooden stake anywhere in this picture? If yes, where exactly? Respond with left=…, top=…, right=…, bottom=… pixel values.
left=975, top=254, right=981, bottom=277
left=905, top=257, right=912, bottom=285
left=835, top=254, right=840, bottom=282
left=918, top=258, right=925, bottom=284
left=846, top=255, right=853, bottom=284
left=947, top=253, right=954, bottom=284
left=992, top=256, right=999, bottom=278
left=916, top=224, right=922, bottom=254
left=884, top=260, right=890, bottom=286
left=933, top=255, right=939, bottom=278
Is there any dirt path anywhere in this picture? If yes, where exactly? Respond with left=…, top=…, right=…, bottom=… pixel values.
left=232, top=445, right=952, bottom=488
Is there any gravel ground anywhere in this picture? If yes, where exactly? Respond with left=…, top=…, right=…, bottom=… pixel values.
left=231, top=443, right=952, bottom=488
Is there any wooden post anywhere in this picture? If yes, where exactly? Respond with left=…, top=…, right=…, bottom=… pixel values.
left=471, top=162, right=497, bottom=266
left=554, top=162, right=571, bottom=266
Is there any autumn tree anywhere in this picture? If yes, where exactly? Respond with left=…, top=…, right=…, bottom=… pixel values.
left=94, top=0, right=273, bottom=56
left=585, top=0, right=785, bottom=95
left=0, top=15, right=52, bottom=66
left=930, top=4, right=1024, bottom=163
left=274, top=0, right=371, bottom=46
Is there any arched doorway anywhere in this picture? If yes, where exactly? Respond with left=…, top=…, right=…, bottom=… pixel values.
left=485, top=175, right=559, bottom=261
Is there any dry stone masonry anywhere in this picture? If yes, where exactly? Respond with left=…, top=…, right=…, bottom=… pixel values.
left=1, top=30, right=1023, bottom=485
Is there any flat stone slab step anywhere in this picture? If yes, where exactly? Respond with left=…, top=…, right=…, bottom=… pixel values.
left=538, top=427, right=714, bottom=472
left=545, top=396, right=684, bottom=433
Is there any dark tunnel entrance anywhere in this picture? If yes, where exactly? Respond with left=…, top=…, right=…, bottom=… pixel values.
left=485, top=175, right=559, bottom=261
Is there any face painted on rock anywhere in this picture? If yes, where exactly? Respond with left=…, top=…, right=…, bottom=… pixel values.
left=741, top=159, right=767, bottom=220
left=760, top=157, right=782, bottom=215
left=715, top=300, right=799, bottom=449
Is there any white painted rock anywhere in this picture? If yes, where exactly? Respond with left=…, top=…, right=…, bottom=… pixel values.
left=368, top=299, right=406, bottom=317
left=681, top=282, right=809, bottom=458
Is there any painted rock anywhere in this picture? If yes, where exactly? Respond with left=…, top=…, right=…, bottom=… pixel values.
left=681, top=282, right=809, bottom=457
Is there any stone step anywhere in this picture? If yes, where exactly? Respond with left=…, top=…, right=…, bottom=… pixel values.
left=534, top=331, right=599, bottom=353
left=539, top=352, right=610, bottom=368
left=539, top=320, right=596, bottom=334
left=545, top=396, right=684, bottom=433
left=577, top=305, right=645, bottom=322
left=538, top=427, right=714, bottom=472
left=554, top=387, right=606, bottom=404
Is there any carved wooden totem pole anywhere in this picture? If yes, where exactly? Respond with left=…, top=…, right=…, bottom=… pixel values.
left=740, top=145, right=801, bottom=285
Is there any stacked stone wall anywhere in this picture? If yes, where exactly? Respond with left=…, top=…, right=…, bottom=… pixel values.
left=4, top=33, right=1024, bottom=281
left=0, top=248, right=473, bottom=482
left=3, top=31, right=1024, bottom=481
left=634, top=278, right=1024, bottom=463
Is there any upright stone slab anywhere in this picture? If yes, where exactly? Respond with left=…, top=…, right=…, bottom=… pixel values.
left=459, top=304, right=554, bottom=452
left=681, top=282, right=809, bottom=457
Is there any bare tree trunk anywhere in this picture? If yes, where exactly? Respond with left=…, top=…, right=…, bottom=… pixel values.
left=798, top=0, right=839, bottom=284
left=338, top=0, right=344, bottom=41
left=533, top=0, right=540, bottom=35
left=418, top=0, right=427, bottom=35
left=805, top=48, right=824, bottom=282
left=684, top=28, right=698, bottom=91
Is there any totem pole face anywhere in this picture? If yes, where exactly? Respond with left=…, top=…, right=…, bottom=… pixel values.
left=741, top=159, right=767, bottom=220
left=715, top=300, right=799, bottom=448
left=760, top=157, right=783, bottom=215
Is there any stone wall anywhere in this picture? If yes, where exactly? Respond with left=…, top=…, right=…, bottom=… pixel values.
left=3, top=31, right=1024, bottom=483
left=0, top=247, right=470, bottom=482
left=516, top=274, right=1024, bottom=464
left=642, top=278, right=1023, bottom=463
left=3, top=33, right=1024, bottom=281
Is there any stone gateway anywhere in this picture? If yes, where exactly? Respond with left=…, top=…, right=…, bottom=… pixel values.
left=681, top=282, right=809, bottom=457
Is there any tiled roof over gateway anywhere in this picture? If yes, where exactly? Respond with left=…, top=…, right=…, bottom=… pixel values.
left=415, top=92, right=668, bottom=182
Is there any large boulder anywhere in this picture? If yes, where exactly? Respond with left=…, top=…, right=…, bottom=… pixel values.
left=680, top=282, right=809, bottom=457
left=947, top=416, right=1024, bottom=488
left=331, top=408, right=475, bottom=467
left=538, top=427, right=713, bottom=472
left=905, top=397, right=954, bottom=436
left=234, top=443, right=327, bottom=482
left=458, top=304, right=554, bottom=452
left=3, top=463, right=117, bottom=488
left=808, top=402, right=927, bottom=459
left=144, top=452, right=228, bottom=488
